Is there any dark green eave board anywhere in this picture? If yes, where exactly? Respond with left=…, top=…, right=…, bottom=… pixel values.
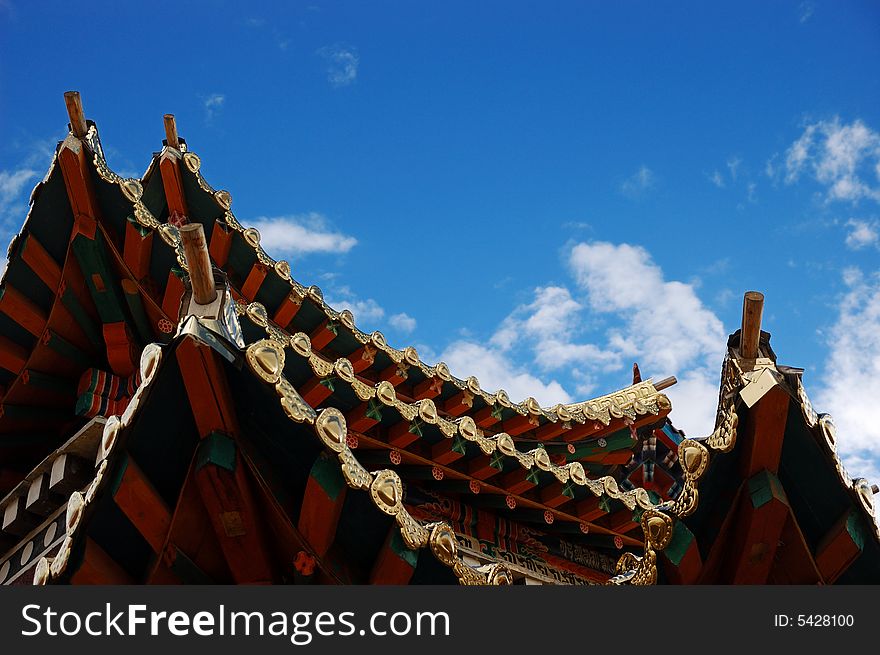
left=778, top=400, right=854, bottom=551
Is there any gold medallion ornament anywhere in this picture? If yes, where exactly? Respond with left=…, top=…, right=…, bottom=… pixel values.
left=333, top=357, right=355, bottom=383
left=370, top=470, right=404, bottom=516
left=434, top=362, right=452, bottom=381
left=290, top=332, right=312, bottom=358
left=315, top=408, right=347, bottom=453
left=65, top=492, right=85, bottom=536
left=182, top=151, right=201, bottom=173
left=376, top=380, right=397, bottom=406
left=427, top=522, right=459, bottom=567
left=819, top=414, right=837, bottom=452
left=274, top=260, right=291, bottom=280
left=246, top=302, right=269, bottom=328
left=418, top=398, right=438, bottom=423
left=466, top=376, right=481, bottom=395
left=403, top=346, right=420, bottom=367
left=678, top=439, right=709, bottom=479
left=496, top=432, right=516, bottom=456
left=139, top=343, right=163, bottom=387
left=246, top=339, right=285, bottom=384
left=214, top=189, right=232, bottom=210
left=458, top=416, right=478, bottom=441
left=120, top=178, right=143, bottom=203
left=242, top=227, right=261, bottom=248
left=338, top=309, right=355, bottom=330
left=98, top=416, right=121, bottom=462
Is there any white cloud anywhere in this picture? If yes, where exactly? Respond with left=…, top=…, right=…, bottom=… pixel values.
left=437, top=241, right=725, bottom=436
left=798, top=1, right=815, bottom=23
left=815, top=269, right=880, bottom=483
left=620, top=166, right=654, bottom=197
left=727, top=156, right=742, bottom=182
left=389, top=312, right=417, bottom=334
left=784, top=117, right=880, bottom=203
left=325, top=286, right=385, bottom=325
left=317, top=45, right=359, bottom=87
left=567, top=241, right=726, bottom=435
left=440, top=340, right=572, bottom=405
left=0, top=167, right=38, bottom=222
left=709, top=170, right=725, bottom=188
left=203, top=93, right=225, bottom=122
left=251, top=213, right=357, bottom=256
left=844, top=218, right=879, bottom=250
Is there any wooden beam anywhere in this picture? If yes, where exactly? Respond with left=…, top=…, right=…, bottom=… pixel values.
left=309, top=319, right=338, bottom=351
left=49, top=453, right=92, bottom=497
left=502, top=412, right=541, bottom=437
left=379, top=362, right=409, bottom=387
left=740, top=291, right=764, bottom=359
left=412, top=375, right=443, bottom=400
left=443, top=390, right=474, bottom=416
left=272, top=292, right=302, bottom=330
left=164, top=114, right=180, bottom=150
left=815, top=509, right=866, bottom=584
left=162, top=269, right=186, bottom=320
left=2, top=495, right=40, bottom=536
left=193, top=433, right=273, bottom=584
left=159, top=151, right=188, bottom=219
left=740, top=384, right=789, bottom=477
left=123, top=219, right=153, bottom=281
left=370, top=527, right=418, bottom=585
left=0, top=334, right=28, bottom=375
left=240, top=263, right=268, bottom=302
left=111, top=454, right=173, bottom=553
left=176, top=338, right=240, bottom=436
left=20, top=234, right=62, bottom=292
left=70, top=538, right=135, bottom=584
left=0, top=286, right=48, bottom=337
left=180, top=223, right=217, bottom=305
left=64, top=91, right=87, bottom=138
left=297, top=454, right=347, bottom=558
left=728, top=470, right=790, bottom=584
left=661, top=521, right=704, bottom=584
left=349, top=344, right=377, bottom=374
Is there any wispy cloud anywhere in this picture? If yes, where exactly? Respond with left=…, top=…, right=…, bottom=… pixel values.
left=709, top=170, right=725, bottom=188
left=251, top=212, right=357, bottom=256
left=440, top=340, right=573, bottom=405
left=389, top=312, right=417, bottom=334
left=620, top=165, right=654, bottom=197
left=726, top=156, right=742, bottom=182
left=317, top=44, right=359, bottom=87
left=798, top=1, right=816, bottom=23
left=203, top=93, right=225, bottom=123
left=783, top=117, right=880, bottom=203
left=0, top=167, right=38, bottom=223
left=844, top=218, right=879, bottom=250
left=438, top=240, right=726, bottom=434
left=815, top=268, right=880, bottom=483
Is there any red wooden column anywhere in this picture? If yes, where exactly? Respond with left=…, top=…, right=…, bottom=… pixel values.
left=176, top=338, right=274, bottom=584
left=297, top=454, right=347, bottom=559
left=370, top=527, right=418, bottom=584
left=158, top=115, right=189, bottom=220
left=815, top=509, right=867, bottom=584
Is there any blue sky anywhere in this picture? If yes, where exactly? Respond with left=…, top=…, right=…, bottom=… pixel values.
left=1, top=1, right=879, bottom=481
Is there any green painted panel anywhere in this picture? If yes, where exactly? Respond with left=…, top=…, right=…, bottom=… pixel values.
left=389, top=528, right=419, bottom=569
left=195, top=432, right=237, bottom=473
left=748, top=470, right=788, bottom=509
left=310, top=453, right=346, bottom=502
left=664, top=520, right=695, bottom=566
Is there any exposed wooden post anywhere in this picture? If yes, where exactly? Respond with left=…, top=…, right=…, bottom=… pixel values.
left=163, top=114, right=180, bottom=149
left=64, top=91, right=88, bottom=138
left=654, top=376, right=677, bottom=391
left=740, top=291, right=764, bottom=359
left=179, top=224, right=217, bottom=305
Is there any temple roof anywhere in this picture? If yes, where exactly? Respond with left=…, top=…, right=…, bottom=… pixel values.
left=1, top=94, right=877, bottom=585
